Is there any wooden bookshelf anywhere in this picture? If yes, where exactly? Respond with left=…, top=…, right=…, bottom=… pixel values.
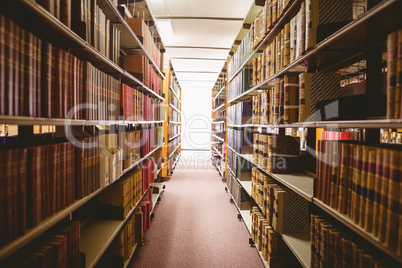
left=169, top=86, right=182, bottom=103
left=80, top=188, right=149, bottom=268
left=212, top=85, right=227, bottom=102
left=281, top=233, right=311, bottom=268
left=212, top=103, right=227, bottom=113
left=169, top=142, right=182, bottom=159
left=169, top=133, right=181, bottom=141
left=2, top=0, right=165, bottom=102
left=169, top=103, right=181, bottom=114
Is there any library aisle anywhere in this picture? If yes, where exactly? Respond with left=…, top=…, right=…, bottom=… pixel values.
left=128, top=150, right=263, bottom=268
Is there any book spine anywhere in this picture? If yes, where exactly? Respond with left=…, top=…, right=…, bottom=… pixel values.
left=387, top=31, right=398, bottom=119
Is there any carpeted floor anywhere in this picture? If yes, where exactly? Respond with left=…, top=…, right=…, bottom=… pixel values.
left=128, top=150, right=264, bottom=268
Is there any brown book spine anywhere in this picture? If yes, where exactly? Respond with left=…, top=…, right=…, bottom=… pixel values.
left=385, top=150, right=401, bottom=250
left=372, top=148, right=383, bottom=238
left=352, top=145, right=362, bottom=224
left=56, top=48, right=63, bottom=118
left=395, top=29, right=402, bottom=118
left=0, top=15, right=5, bottom=115
left=387, top=31, right=398, bottom=119
left=329, top=141, right=339, bottom=209
left=42, top=42, right=53, bottom=118
left=5, top=18, right=14, bottom=116
left=14, top=25, right=21, bottom=117
left=337, top=142, right=349, bottom=214
left=364, top=147, right=376, bottom=233
left=358, top=145, right=369, bottom=228
left=75, top=139, right=85, bottom=199
left=378, top=149, right=390, bottom=243
left=35, top=35, right=42, bottom=117
left=346, top=144, right=355, bottom=218
left=28, top=146, right=43, bottom=228
left=60, top=0, right=72, bottom=28
left=48, top=144, right=57, bottom=216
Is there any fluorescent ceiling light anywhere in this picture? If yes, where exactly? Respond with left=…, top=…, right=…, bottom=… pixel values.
left=155, top=19, right=176, bottom=45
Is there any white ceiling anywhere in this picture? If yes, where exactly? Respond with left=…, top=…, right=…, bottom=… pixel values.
left=147, top=0, right=254, bottom=90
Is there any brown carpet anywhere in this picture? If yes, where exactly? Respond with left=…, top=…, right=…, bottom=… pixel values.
left=128, top=151, right=264, bottom=268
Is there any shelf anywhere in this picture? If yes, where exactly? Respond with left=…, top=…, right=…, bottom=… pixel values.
left=157, top=162, right=165, bottom=176
left=80, top=188, right=149, bottom=268
left=211, top=134, right=224, bottom=142
left=0, top=188, right=102, bottom=262
left=169, top=121, right=181, bottom=125
left=281, top=233, right=311, bottom=268
left=169, top=142, right=181, bottom=159
left=228, top=0, right=402, bottom=105
left=169, top=86, right=182, bottom=103
left=212, top=86, right=226, bottom=102
left=169, top=104, right=181, bottom=114
left=123, top=243, right=139, bottom=268
left=211, top=121, right=225, bottom=124
left=0, top=141, right=165, bottom=262
left=0, top=116, right=167, bottom=126
left=168, top=133, right=181, bottom=141
left=151, top=182, right=164, bottom=213
left=111, top=5, right=165, bottom=80
left=228, top=0, right=304, bottom=83
left=212, top=146, right=224, bottom=159
left=172, top=153, right=181, bottom=170
left=227, top=146, right=314, bottom=201
left=313, top=198, right=402, bottom=264
left=226, top=188, right=269, bottom=268
left=212, top=103, right=226, bottom=113
left=2, top=0, right=165, bottom=102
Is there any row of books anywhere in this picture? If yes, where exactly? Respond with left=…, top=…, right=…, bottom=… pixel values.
left=1, top=220, right=80, bottom=268
left=169, top=88, right=180, bottom=109
left=252, top=0, right=353, bottom=52
left=108, top=208, right=143, bottom=263
left=169, top=74, right=181, bottom=94
left=228, top=29, right=253, bottom=78
left=250, top=206, right=298, bottom=267
left=227, top=101, right=252, bottom=125
left=37, top=0, right=121, bottom=65
left=311, top=214, right=396, bottom=268
left=168, top=138, right=180, bottom=156
left=98, top=159, right=154, bottom=220
left=169, top=108, right=181, bottom=123
left=251, top=168, right=309, bottom=233
left=168, top=125, right=180, bottom=139
left=124, top=55, right=161, bottom=96
left=121, top=83, right=161, bottom=121
left=126, top=18, right=162, bottom=71
left=226, top=171, right=253, bottom=209
left=253, top=133, right=303, bottom=174
left=316, top=140, right=402, bottom=255
left=252, top=0, right=292, bottom=49
left=386, top=29, right=402, bottom=119
left=252, top=73, right=340, bottom=124
left=228, top=68, right=253, bottom=101
left=227, top=128, right=253, bottom=155
left=0, top=137, right=101, bottom=246
left=119, top=128, right=162, bottom=171
left=166, top=151, right=180, bottom=174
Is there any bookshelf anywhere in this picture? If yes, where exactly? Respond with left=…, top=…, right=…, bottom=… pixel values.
left=0, top=0, right=170, bottom=266
left=220, top=0, right=402, bottom=267
left=162, top=61, right=182, bottom=178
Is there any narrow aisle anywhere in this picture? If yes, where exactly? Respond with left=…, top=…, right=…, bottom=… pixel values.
left=128, top=151, right=264, bottom=268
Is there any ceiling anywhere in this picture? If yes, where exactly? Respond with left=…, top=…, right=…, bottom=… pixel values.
left=147, top=0, right=255, bottom=91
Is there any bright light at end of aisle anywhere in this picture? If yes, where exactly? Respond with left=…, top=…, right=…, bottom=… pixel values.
left=155, top=19, right=176, bottom=45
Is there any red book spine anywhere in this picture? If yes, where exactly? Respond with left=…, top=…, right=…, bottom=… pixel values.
left=48, top=144, right=57, bottom=216
left=78, top=60, right=84, bottom=119
left=63, top=50, right=69, bottom=118
left=5, top=18, right=14, bottom=116
left=14, top=25, right=21, bottom=116
left=4, top=150, right=14, bottom=243
left=0, top=15, right=5, bottom=115
left=56, top=48, right=63, bottom=118
left=35, top=36, right=42, bottom=117
left=29, top=146, right=43, bottom=228
left=42, top=42, right=52, bottom=118
left=41, top=145, right=50, bottom=220
left=75, top=139, right=85, bottom=199
left=60, top=142, right=67, bottom=210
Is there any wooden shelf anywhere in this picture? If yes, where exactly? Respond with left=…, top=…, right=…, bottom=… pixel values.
left=0, top=188, right=102, bottom=262
left=169, top=142, right=181, bottom=159
left=2, top=0, right=165, bottom=101
left=212, top=86, right=226, bottom=102
left=156, top=162, right=165, bottom=176
left=80, top=188, right=149, bottom=268
left=313, top=198, right=402, bottom=264
left=227, top=146, right=314, bottom=201
left=211, top=134, right=224, bottom=142
left=281, top=233, right=311, bottom=268
left=212, top=121, right=225, bottom=124
left=123, top=243, right=139, bottom=268
left=0, top=142, right=164, bottom=262
left=151, top=182, right=164, bottom=213
left=168, top=133, right=181, bottom=141
left=228, top=0, right=304, bottom=83
left=169, top=86, right=182, bottom=103
left=169, top=104, right=181, bottom=114
left=228, top=0, right=402, bottom=104
left=212, top=146, right=224, bottom=159
left=212, top=103, right=226, bottom=113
